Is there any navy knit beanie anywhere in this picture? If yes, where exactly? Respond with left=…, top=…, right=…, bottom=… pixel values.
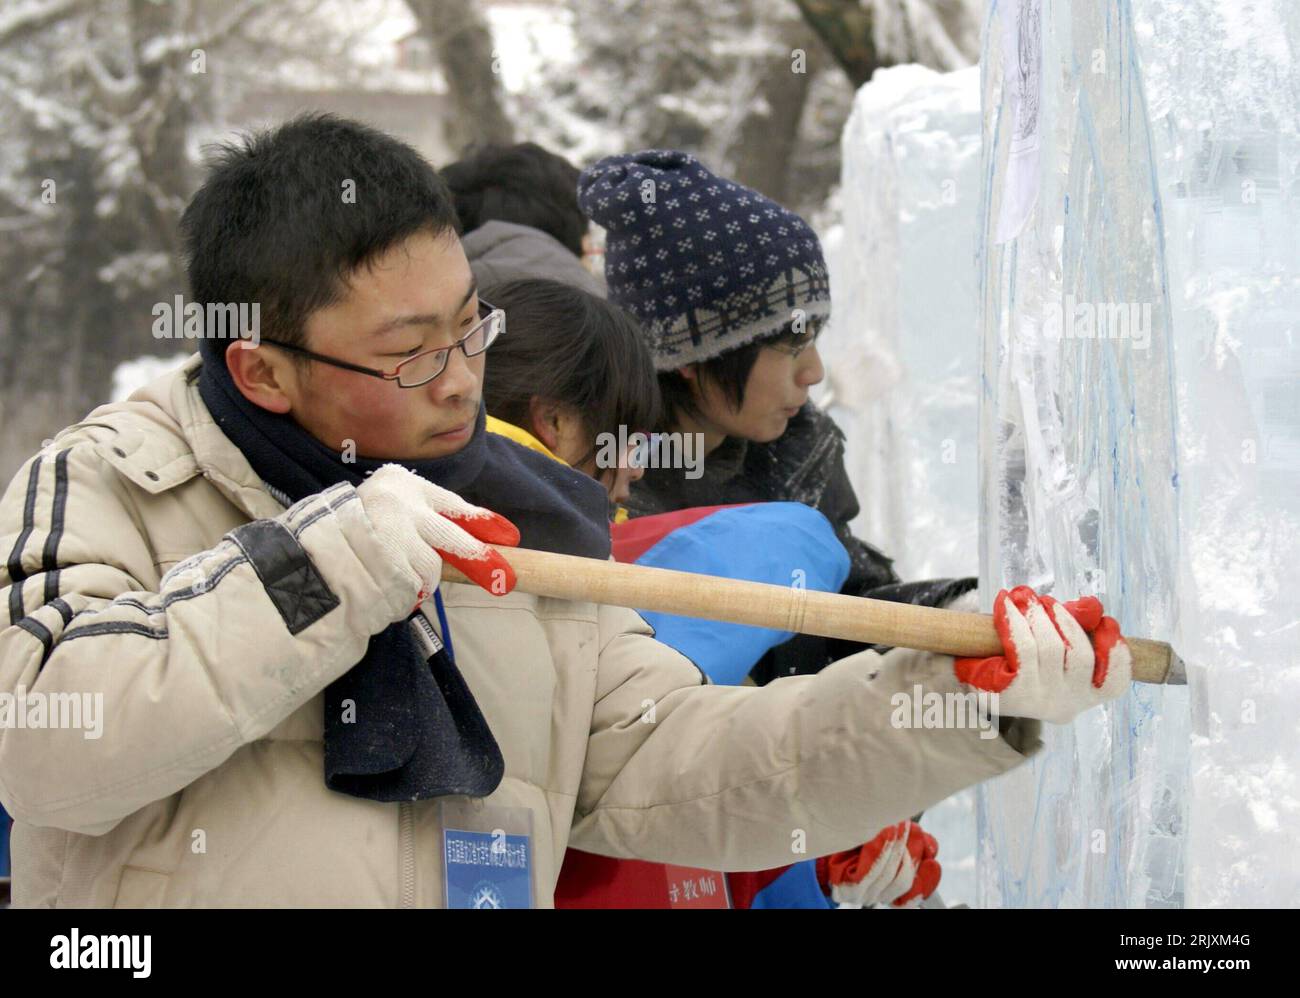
left=577, top=150, right=830, bottom=370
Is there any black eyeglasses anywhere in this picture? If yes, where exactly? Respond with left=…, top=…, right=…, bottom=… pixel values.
left=258, top=299, right=505, bottom=388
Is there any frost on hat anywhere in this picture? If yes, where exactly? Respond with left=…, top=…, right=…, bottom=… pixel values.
left=578, top=149, right=830, bottom=370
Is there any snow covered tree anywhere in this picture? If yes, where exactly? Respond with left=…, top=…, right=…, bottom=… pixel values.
left=406, top=0, right=513, bottom=153
left=794, top=0, right=981, bottom=86
left=0, top=0, right=405, bottom=479
left=0, top=0, right=253, bottom=477
left=527, top=0, right=981, bottom=218
left=518, top=0, right=833, bottom=213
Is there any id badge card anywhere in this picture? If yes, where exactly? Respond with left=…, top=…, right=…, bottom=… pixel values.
left=438, top=799, right=535, bottom=909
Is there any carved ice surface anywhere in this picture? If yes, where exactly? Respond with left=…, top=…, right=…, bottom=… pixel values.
left=1137, top=0, right=1300, bottom=908
left=823, top=63, right=984, bottom=585
left=977, top=0, right=1299, bottom=907
left=822, top=63, right=986, bottom=906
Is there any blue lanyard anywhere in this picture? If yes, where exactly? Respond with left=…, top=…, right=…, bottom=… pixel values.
left=432, top=588, right=456, bottom=666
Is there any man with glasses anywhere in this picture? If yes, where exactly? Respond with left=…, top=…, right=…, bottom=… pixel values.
left=0, top=114, right=1111, bottom=910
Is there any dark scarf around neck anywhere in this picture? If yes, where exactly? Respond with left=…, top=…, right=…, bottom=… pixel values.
left=198, top=357, right=611, bottom=803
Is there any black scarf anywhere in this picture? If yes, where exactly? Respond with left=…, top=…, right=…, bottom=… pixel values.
left=198, top=359, right=611, bottom=802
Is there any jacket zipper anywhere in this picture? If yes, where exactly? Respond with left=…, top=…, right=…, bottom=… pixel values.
left=399, top=802, right=416, bottom=908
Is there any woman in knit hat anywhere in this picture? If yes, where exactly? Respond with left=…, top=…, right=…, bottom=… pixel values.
left=571, top=150, right=964, bottom=909
left=577, top=149, right=976, bottom=683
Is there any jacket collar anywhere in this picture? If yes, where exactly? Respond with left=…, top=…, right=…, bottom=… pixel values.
left=484, top=415, right=564, bottom=464
left=103, top=353, right=286, bottom=521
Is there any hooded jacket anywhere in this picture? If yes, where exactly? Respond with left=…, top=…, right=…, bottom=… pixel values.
left=461, top=220, right=605, bottom=298
left=0, top=355, right=1039, bottom=906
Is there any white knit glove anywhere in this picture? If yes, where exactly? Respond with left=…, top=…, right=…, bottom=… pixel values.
left=355, top=464, right=519, bottom=605
left=954, top=586, right=1132, bottom=724
left=821, top=821, right=941, bottom=909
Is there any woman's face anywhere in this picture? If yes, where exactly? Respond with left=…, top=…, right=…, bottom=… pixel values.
left=687, top=338, right=825, bottom=444
left=542, top=405, right=646, bottom=507
left=603, top=453, right=645, bottom=507
left=570, top=440, right=645, bottom=507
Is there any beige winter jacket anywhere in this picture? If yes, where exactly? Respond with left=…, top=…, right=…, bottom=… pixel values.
left=0, top=355, right=1041, bottom=907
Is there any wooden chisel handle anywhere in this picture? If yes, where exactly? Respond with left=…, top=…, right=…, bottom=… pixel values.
left=440, top=545, right=1177, bottom=685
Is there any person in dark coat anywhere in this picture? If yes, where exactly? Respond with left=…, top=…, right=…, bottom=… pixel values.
left=442, top=143, right=606, bottom=297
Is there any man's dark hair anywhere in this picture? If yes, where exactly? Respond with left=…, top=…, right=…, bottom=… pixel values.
left=180, top=113, right=460, bottom=356
left=481, top=278, right=660, bottom=467
left=657, top=321, right=821, bottom=428
left=440, top=143, right=587, bottom=257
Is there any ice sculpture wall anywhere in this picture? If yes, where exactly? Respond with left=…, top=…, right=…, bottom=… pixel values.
left=822, top=64, right=986, bottom=904
left=978, top=0, right=1299, bottom=907
left=822, top=64, right=983, bottom=583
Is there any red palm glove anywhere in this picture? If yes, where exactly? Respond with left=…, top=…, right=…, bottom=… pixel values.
left=816, top=821, right=941, bottom=908
left=356, top=464, right=520, bottom=613
left=953, top=586, right=1131, bottom=723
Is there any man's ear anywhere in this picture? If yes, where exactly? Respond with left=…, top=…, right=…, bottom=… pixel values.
left=225, top=341, right=294, bottom=414
left=677, top=363, right=698, bottom=383
left=527, top=396, right=563, bottom=452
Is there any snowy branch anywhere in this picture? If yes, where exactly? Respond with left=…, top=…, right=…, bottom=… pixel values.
left=138, top=0, right=263, bottom=66
left=76, top=26, right=143, bottom=111
left=886, top=0, right=974, bottom=71
left=0, top=0, right=79, bottom=47
left=0, top=70, right=93, bottom=131
left=0, top=215, right=50, bottom=231
left=790, top=0, right=979, bottom=84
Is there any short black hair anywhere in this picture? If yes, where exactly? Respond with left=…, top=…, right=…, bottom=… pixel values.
left=657, top=319, right=823, bottom=428
left=441, top=143, right=587, bottom=257
left=481, top=278, right=660, bottom=466
left=181, top=112, right=460, bottom=359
